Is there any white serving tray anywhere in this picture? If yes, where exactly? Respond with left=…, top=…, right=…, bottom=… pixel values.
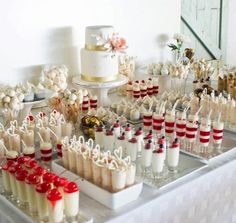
left=52, top=159, right=143, bottom=210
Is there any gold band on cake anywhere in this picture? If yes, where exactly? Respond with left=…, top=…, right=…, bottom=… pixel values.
left=81, top=74, right=118, bottom=82
left=85, top=44, right=108, bottom=51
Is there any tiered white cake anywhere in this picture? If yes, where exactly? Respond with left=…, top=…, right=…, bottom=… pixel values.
left=80, top=25, right=119, bottom=82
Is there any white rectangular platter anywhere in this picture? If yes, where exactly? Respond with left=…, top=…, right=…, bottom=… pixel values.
left=52, top=159, right=143, bottom=210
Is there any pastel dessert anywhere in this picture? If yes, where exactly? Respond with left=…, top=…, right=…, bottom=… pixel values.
left=21, top=130, right=34, bottom=147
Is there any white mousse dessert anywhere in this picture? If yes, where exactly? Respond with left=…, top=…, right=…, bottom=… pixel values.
left=95, top=126, right=104, bottom=148
left=35, top=182, right=51, bottom=221
left=103, top=129, right=115, bottom=152
left=152, top=145, right=165, bottom=177
left=167, top=138, right=180, bottom=172
left=126, top=138, right=138, bottom=161
left=141, top=140, right=152, bottom=169
left=47, top=189, right=64, bottom=223
left=15, top=169, right=28, bottom=205
left=64, top=182, right=79, bottom=219
left=25, top=173, right=40, bottom=215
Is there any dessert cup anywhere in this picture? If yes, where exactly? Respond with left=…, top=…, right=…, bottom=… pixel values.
left=61, top=122, right=73, bottom=138
left=22, top=130, right=34, bottom=147
left=15, top=169, right=28, bottom=208
left=40, top=142, right=53, bottom=163
left=39, top=127, right=51, bottom=142
left=68, top=148, right=77, bottom=173
left=101, top=166, right=112, bottom=191
left=111, top=169, right=127, bottom=192
left=152, top=147, right=164, bottom=180
left=23, top=146, right=35, bottom=158
left=125, top=163, right=136, bottom=187
left=25, top=174, right=40, bottom=215
left=47, top=189, right=64, bottom=223
left=126, top=138, right=138, bottom=162
left=64, top=182, right=79, bottom=221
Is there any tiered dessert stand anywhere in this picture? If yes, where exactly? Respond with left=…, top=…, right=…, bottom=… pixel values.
left=72, top=74, right=128, bottom=107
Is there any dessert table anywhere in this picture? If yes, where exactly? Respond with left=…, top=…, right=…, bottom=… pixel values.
left=0, top=69, right=236, bottom=223
left=0, top=132, right=235, bottom=223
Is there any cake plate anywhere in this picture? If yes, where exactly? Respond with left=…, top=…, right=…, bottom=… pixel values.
left=72, top=75, right=128, bottom=107
left=19, top=90, right=53, bottom=122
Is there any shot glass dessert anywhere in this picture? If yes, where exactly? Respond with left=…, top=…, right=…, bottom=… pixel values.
left=125, top=163, right=136, bottom=187
left=143, top=111, right=153, bottom=131
left=126, top=138, right=138, bottom=162
left=8, top=133, right=21, bottom=152
left=103, top=129, right=115, bottom=152
left=113, top=120, right=121, bottom=137
left=64, top=182, right=79, bottom=221
left=167, top=138, right=180, bottom=173
left=199, top=118, right=211, bottom=154
left=21, top=130, right=34, bottom=147
left=35, top=182, right=51, bottom=222
left=15, top=169, right=28, bottom=208
left=40, top=142, right=53, bottom=163
left=25, top=174, right=40, bottom=215
left=152, top=145, right=165, bottom=180
left=153, top=112, right=164, bottom=134
left=213, top=120, right=224, bottom=149
left=95, top=126, right=104, bottom=148
left=68, top=147, right=77, bottom=173
left=1, top=162, right=13, bottom=196
left=47, top=189, right=64, bottom=223
left=39, top=127, right=51, bottom=142
left=61, top=122, right=73, bottom=138
left=124, top=124, right=132, bottom=140
left=141, top=140, right=152, bottom=173
left=111, top=167, right=127, bottom=192
left=164, top=111, right=176, bottom=140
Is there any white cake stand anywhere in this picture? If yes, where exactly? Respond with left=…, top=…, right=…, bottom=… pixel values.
left=72, top=75, right=128, bottom=107
left=19, top=90, right=54, bottom=122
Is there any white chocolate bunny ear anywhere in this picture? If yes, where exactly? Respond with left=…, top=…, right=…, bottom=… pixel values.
left=78, top=135, right=85, bottom=145
left=109, top=159, right=119, bottom=170
left=87, top=138, right=94, bottom=149
left=62, top=136, right=69, bottom=146
left=123, top=156, right=131, bottom=166
left=114, top=147, right=123, bottom=160
left=36, top=119, right=43, bottom=129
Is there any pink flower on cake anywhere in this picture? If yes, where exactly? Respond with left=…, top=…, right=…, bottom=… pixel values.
left=109, top=33, right=127, bottom=53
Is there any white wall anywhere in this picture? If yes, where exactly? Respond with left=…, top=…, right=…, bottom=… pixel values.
left=0, top=0, right=181, bottom=85
left=226, top=0, right=236, bottom=65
